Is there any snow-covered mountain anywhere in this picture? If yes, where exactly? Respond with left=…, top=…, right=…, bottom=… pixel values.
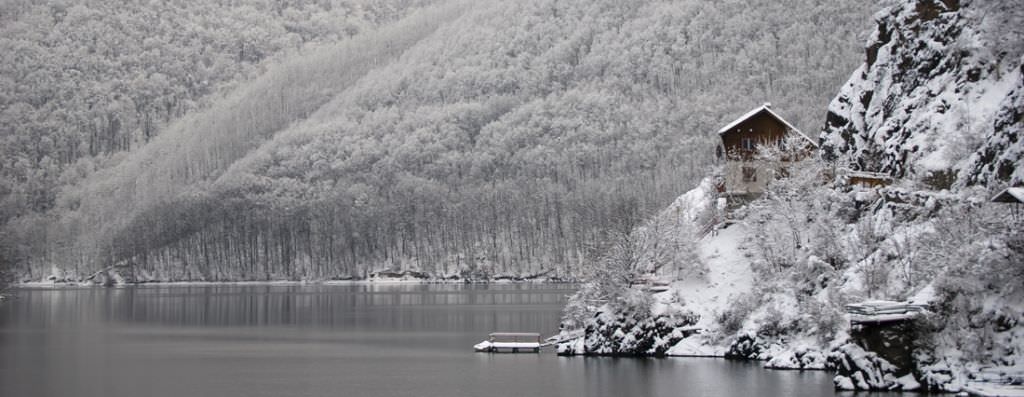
left=9, top=0, right=874, bottom=282
left=821, top=0, right=1023, bottom=187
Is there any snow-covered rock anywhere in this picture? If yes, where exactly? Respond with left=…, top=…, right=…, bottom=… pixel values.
left=896, top=374, right=922, bottom=390
left=724, top=333, right=767, bottom=360
left=828, top=342, right=910, bottom=390
left=765, top=346, right=828, bottom=370
left=821, top=0, right=1024, bottom=187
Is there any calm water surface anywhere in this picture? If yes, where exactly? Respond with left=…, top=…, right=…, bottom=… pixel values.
left=0, top=284, right=901, bottom=397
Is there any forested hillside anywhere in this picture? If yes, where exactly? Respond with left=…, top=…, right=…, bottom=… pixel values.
left=0, top=0, right=434, bottom=226
left=6, top=0, right=874, bottom=282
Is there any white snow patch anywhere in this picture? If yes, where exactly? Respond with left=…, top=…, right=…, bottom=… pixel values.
left=666, top=333, right=727, bottom=357
left=672, top=223, right=755, bottom=330
left=896, top=374, right=921, bottom=391
left=664, top=177, right=716, bottom=224
left=908, top=282, right=937, bottom=306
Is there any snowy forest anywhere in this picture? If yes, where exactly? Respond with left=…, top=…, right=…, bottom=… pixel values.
left=2, top=0, right=1023, bottom=393
left=1, top=0, right=873, bottom=282
left=0, top=0, right=437, bottom=281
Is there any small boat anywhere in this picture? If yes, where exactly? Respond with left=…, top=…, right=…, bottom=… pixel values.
left=473, top=332, right=541, bottom=353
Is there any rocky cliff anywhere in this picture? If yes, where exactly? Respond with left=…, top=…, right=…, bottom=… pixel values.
left=821, top=0, right=1023, bottom=187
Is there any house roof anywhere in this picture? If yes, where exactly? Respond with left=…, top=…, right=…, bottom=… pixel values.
left=991, top=187, right=1024, bottom=203
left=717, top=103, right=818, bottom=147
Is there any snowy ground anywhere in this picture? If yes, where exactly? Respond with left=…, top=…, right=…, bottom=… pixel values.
left=664, top=222, right=754, bottom=356
left=673, top=223, right=753, bottom=328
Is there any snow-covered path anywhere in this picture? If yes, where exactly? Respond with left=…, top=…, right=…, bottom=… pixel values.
left=675, top=223, right=754, bottom=328
left=664, top=223, right=754, bottom=356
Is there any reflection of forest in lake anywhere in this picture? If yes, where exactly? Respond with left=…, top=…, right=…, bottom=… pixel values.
left=0, top=284, right=892, bottom=397
left=5, top=284, right=570, bottom=329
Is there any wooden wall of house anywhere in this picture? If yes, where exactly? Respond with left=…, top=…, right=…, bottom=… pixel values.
left=847, top=175, right=892, bottom=188
left=721, top=111, right=790, bottom=160
left=723, top=159, right=775, bottom=196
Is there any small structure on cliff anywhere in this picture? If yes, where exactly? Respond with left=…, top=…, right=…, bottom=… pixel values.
left=991, top=187, right=1024, bottom=221
left=715, top=103, right=817, bottom=201
left=838, top=286, right=936, bottom=388
left=845, top=300, right=929, bottom=325
left=837, top=168, right=895, bottom=190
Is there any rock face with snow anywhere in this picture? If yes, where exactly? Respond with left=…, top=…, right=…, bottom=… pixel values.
left=764, top=346, right=828, bottom=370
left=818, top=3, right=1024, bottom=388
left=828, top=343, right=905, bottom=390
left=821, top=0, right=1024, bottom=186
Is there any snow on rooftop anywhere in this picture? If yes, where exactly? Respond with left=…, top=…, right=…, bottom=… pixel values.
left=991, top=187, right=1024, bottom=203
left=908, top=283, right=936, bottom=306
left=715, top=104, right=818, bottom=146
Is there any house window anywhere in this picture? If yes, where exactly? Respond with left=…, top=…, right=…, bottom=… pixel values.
left=741, top=138, right=754, bottom=151
left=742, top=166, right=757, bottom=182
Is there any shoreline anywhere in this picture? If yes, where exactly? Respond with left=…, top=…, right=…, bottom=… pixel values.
left=14, top=278, right=580, bottom=289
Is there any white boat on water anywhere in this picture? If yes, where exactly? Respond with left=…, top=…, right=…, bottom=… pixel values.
left=473, top=332, right=541, bottom=353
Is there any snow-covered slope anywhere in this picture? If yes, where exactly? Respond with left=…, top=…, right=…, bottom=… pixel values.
left=662, top=224, right=754, bottom=356
left=821, top=0, right=1024, bottom=187
left=677, top=225, right=754, bottom=329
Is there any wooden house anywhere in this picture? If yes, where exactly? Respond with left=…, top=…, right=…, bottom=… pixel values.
left=716, top=103, right=817, bottom=198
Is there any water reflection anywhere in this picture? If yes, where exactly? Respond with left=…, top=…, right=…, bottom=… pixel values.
left=0, top=284, right=915, bottom=397
left=3, top=284, right=568, bottom=330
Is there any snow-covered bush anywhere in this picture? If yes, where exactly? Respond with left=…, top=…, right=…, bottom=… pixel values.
left=560, top=177, right=716, bottom=356
left=908, top=197, right=1024, bottom=389
left=581, top=201, right=704, bottom=300
left=747, top=137, right=846, bottom=273
left=798, top=290, right=847, bottom=344
left=755, top=293, right=803, bottom=338
left=567, top=178, right=711, bottom=330
left=716, top=292, right=759, bottom=336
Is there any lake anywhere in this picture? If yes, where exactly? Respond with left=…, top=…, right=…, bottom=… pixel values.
left=0, top=284, right=901, bottom=397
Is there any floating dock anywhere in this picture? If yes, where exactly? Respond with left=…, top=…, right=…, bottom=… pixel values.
left=474, top=333, right=542, bottom=353
left=474, top=330, right=584, bottom=353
